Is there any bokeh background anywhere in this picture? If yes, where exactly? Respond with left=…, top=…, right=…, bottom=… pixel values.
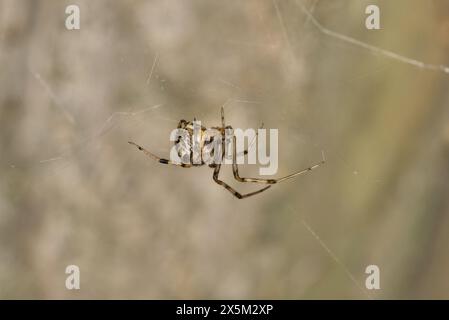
left=1, top=0, right=449, bottom=299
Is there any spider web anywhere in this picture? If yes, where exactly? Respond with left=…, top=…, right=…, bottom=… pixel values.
left=2, top=0, right=449, bottom=299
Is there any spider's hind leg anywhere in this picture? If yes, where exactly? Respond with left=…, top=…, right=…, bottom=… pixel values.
left=231, top=136, right=324, bottom=184
left=212, top=164, right=271, bottom=199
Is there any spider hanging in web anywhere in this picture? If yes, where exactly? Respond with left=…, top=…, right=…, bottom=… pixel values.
left=128, top=107, right=325, bottom=199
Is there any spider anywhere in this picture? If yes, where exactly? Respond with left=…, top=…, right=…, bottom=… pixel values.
left=128, top=107, right=325, bottom=199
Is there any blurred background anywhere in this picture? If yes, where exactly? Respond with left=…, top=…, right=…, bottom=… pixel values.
left=1, top=0, right=449, bottom=299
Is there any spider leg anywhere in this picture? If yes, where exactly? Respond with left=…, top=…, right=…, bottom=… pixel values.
left=219, top=108, right=262, bottom=158
left=232, top=136, right=324, bottom=184
left=213, top=164, right=271, bottom=199
left=221, top=106, right=225, bottom=128
left=128, top=141, right=192, bottom=167
left=236, top=122, right=264, bottom=157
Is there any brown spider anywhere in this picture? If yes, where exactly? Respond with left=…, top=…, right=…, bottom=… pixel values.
left=128, top=107, right=324, bottom=199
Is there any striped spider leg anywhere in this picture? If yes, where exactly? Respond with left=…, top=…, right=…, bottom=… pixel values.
left=231, top=136, right=325, bottom=185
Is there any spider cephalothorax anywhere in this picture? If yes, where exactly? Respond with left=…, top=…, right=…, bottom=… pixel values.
left=129, top=108, right=324, bottom=199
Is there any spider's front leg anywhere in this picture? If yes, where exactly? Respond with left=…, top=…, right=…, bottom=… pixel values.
left=235, top=122, right=264, bottom=157
left=128, top=141, right=192, bottom=168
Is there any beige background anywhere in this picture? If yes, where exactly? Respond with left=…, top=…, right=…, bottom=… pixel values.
left=1, top=0, right=449, bottom=299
